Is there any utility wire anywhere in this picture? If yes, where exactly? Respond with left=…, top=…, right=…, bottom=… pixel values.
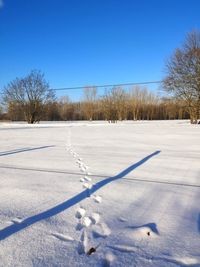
left=49, top=80, right=162, bottom=92
left=1, top=76, right=199, bottom=94
left=0, top=80, right=162, bottom=95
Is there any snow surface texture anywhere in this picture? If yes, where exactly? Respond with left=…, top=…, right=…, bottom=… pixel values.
left=0, top=120, right=200, bottom=267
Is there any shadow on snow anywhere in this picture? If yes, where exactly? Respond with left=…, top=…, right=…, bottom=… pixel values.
left=127, top=222, right=160, bottom=235
left=0, top=146, right=55, bottom=157
left=0, top=150, right=160, bottom=241
left=198, top=213, right=200, bottom=233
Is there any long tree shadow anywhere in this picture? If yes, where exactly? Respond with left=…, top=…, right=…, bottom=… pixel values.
left=0, top=150, right=160, bottom=241
left=198, top=214, right=200, bottom=233
left=0, top=146, right=55, bottom=157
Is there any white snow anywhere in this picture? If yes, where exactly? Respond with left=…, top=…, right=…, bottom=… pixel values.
left=52, top=232, right=74, bottom=242
left=0, top=120, right=200, bottom=266
left=90, top=213, right=100, bottom=224
left=75, top=208, right=86, bottom=219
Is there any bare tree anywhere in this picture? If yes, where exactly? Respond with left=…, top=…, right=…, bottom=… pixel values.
left=0, top=105, right=3, bottom=120
left=101, top=89, right=116, bottom=122
left=3, top=70, right=55, bottom=123
left=163, top=30, right=200, bottom=124
left=111, top=87, right=127, bottom=121
left=82, top=86, right=97, bottom=120
left=2, top=75, right=191, bottom=122
left=129, top=86, right=147, bottom=120
left=44, top=101, right=61, bottom=121
left=101, top=87, right=127, bottom=122
left=7, top=101, right=24, bottom=121
left=58, top=96, right=71, bottom=120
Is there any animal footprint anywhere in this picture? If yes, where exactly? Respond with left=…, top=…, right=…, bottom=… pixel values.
left=90, top=213, right=100, bottom=224
left=83, top=183, right=93, bottom=189
left=103, top=252, right=115, bottom=266
left=118, top=217, right=127, bottom=222
left=80, top=166, right=87, bottom=172
left=81, top=165, right=88, bottom=171
left=11, top=217, right=23, bottom=224
left=129, top=223, right=159, bottom=239
left=52, top=233, right=74, bottom=242
left=93, top=195, right=102, bottom=203
left=76, top=208, right=86, bottom=219
left=92, top=222, right=111, bottom=238
left=76, top=217, right=92, bottom=231
left=78, top=230, right=88, bottom=255
left=84, top=176, right=91, bottom=182
left=82, top=217, right=92, bottom=227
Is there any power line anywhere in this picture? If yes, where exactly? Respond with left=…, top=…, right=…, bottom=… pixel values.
left=0, top=80, right=162, bottom=95
left=1, top=76, right=200, bottom=94
left=49, top=80, right=162, bottom=92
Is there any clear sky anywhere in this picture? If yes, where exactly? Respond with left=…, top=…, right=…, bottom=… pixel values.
left=0, top=0, right=200, bottom=99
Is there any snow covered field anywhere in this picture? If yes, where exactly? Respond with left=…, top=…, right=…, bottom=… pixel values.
left=0, top=120, right=200, bottom=267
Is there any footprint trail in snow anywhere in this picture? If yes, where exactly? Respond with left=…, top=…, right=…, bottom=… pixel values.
left=66, top=129, right=111, bottom=259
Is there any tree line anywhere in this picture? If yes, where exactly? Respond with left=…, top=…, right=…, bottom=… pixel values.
left=0, top=30, right=199, bottom=123
left=0, top=84, right=189, bottom=122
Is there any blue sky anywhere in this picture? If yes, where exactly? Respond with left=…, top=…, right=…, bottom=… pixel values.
left=0, top=0, right=200, bottom=100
